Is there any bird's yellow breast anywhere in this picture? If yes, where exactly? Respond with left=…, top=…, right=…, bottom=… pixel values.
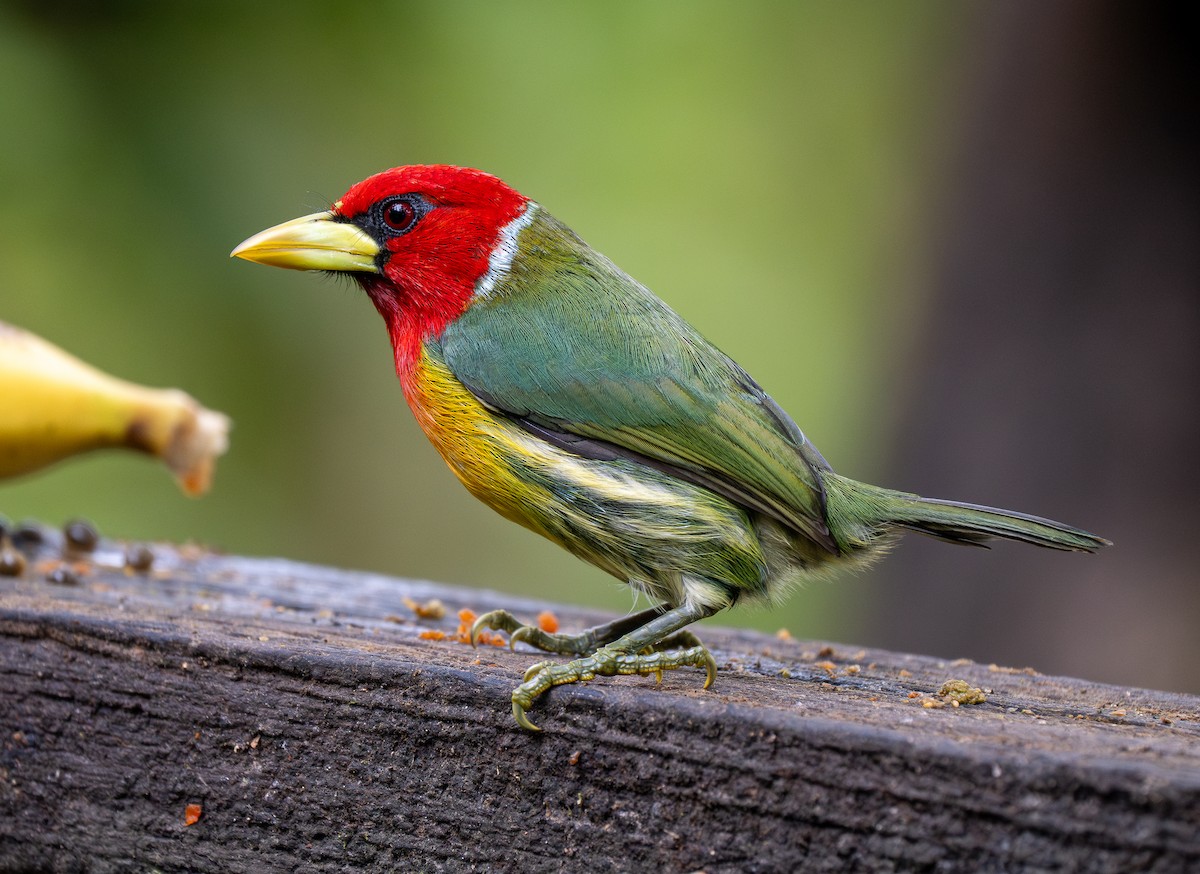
left=401, top=345, right=553, bottom=532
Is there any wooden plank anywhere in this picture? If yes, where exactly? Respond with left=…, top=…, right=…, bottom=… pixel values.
left=1, top=523, right=1197, bottom=872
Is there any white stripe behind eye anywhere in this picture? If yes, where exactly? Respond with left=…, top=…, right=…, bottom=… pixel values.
left=474, top=203, right=537, bottom=300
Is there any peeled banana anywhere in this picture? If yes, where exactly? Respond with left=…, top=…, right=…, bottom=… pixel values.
left=0, top=320, right=229, bottom=495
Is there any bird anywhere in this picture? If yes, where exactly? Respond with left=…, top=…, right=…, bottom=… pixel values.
left=232, top=165, right=1108, bottom=730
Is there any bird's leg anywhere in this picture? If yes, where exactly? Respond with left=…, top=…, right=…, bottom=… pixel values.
left=507, top=601, right=720, bottom=731
left=471, top=605, right=666, bottom=656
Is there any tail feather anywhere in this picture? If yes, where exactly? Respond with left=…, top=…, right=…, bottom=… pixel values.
left=824, top=473, right=1110, bottom=554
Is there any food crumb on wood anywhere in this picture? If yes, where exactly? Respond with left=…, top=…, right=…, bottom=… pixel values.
left=938, top=679, right=987, bottom=706
left=403, top=596, right=447, bottom=620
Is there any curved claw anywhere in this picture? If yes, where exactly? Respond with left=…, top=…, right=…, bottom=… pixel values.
left=701, top=647, right=718, bottom=690
left=468, top=616, right=487, bottom=649
left=470, top=609, right=520, bottom=649
left=509, top=626, right=537, bottom=651
left=512, top=700, right=541, bottom=732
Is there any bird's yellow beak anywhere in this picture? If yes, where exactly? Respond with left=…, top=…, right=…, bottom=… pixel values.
left=230, top=211, right=380, bottom=273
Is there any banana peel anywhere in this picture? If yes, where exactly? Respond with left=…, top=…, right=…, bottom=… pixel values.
left=0, top=320, right=229, bottom=495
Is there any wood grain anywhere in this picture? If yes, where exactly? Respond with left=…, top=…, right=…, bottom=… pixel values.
left=1, top=525, right=1197, bottom=872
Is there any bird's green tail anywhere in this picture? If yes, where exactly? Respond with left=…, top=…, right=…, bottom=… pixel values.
left=824, top=473, right=1110, bottom=553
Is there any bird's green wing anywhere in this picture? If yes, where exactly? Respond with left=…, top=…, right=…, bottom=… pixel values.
left=437, top=207, right=837, bottom=554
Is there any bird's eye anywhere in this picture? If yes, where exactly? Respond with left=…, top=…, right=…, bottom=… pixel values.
left=358, top=193, right=431, bottom=241
left=382, top=198, right=418, bottom=233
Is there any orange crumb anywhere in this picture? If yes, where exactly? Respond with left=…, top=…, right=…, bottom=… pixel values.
left=403, top=596, right=447, bottom=620
left=455, top=609, right=475, bottom=642
left=184, top=803, right=202, bottom=826
left=453, top=609, right=479, bottom=644
left=537, top=611, right=559, bottom=633
left=419, top=630, right=447, bottom=641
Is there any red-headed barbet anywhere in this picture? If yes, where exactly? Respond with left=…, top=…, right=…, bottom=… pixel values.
left=232, top=165, right=1108, bottom=730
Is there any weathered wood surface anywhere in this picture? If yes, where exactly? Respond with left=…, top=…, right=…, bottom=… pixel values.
left=1, top=525, right=1197, bottom=873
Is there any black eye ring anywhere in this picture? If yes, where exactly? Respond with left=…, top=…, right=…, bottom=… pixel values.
left=371, top=194, right=430, bottom=238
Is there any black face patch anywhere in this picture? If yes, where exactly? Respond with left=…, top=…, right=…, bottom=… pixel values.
left=349, top=193, right=434, bottom=243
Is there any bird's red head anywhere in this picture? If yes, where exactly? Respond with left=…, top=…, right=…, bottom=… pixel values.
left=331, top=165, right=529, bottom=366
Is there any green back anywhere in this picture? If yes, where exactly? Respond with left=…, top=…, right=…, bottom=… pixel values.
left=437, top=207, right=837, bottom=554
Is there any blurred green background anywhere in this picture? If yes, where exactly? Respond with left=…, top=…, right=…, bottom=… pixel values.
left=2, top=2, right=1196, bottom=692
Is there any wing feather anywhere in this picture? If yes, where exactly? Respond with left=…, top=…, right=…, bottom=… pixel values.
left=438, top=207, right=838, bottom=555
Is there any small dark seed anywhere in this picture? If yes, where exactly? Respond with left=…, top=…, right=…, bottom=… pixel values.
left=47, top=567, right=81, bottom=586
left=12, top=523, right=44, bottom=550
left=0, top=549, right=25, bottom=576
left=64, top=519, right=99, bottom=552
left=125, top=543, right=154, bottom=572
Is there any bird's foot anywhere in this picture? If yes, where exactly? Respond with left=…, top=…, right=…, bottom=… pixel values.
left=510, top=642, right=717, bottom=732
left=471, top=608, right=666, bottom=657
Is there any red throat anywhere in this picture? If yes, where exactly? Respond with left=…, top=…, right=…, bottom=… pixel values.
left=333, top=166, right=529, bottom=380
